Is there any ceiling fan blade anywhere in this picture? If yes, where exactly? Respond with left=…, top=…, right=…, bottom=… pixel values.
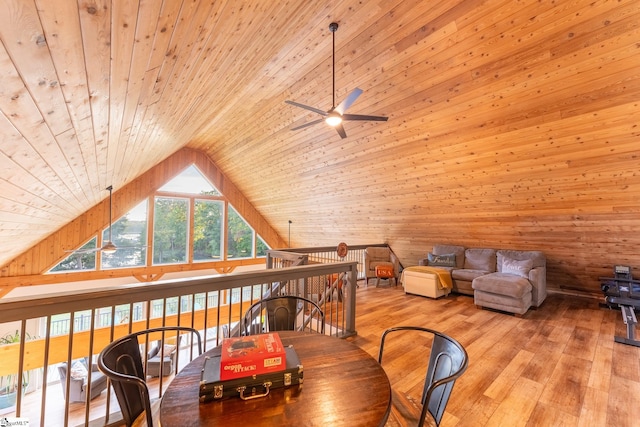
left=285, top=100, right=328, bottom=116
left=335, top=123, right=347, bottom=139
left=335, top=88, right=363, bottom=115
left=342, top=113, right=389, bottom=122
left=291, top=118, right=324, bottom=131
left=65, top=247, right=101, bottom=254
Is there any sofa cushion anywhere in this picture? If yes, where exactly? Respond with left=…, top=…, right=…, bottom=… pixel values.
left=464, top=248, right=496, bottom=272
left=472, top=272, right=532, bottom=299
left=427, top=252, right=456, bottom=267
left=433, top=245, right=465, bottom=268
left=474, top=290, right=532, bottom=315
left=502, top=257, right=533, bottom=278
left=452, top=269, right=489, bottom=282
left=70, top=360, right=88, bottom=380
left=497, top=250, right=545, bottom=271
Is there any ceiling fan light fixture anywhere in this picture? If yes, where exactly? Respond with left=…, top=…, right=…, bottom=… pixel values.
left=284, top=21, right=388, bottom=139
left=325, top=114, right=342, bottom=127
left=102, top=241, right=117, bottom=254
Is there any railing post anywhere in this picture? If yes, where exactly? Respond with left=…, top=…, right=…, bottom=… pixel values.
left=344, top=267, right=358, bottom=337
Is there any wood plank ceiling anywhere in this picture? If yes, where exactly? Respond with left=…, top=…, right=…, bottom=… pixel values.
left=0, top=0, right=638, bottom=296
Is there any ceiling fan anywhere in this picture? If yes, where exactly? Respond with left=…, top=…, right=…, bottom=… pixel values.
left=67, top=185, right=118, bottom=255
left=285, top=22, right=388, bottom=139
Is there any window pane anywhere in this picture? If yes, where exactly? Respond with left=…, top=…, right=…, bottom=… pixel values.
left=153, top=197, right=188, bottom=264
left=49, top=238, right=97, bottom=272
left=227, top=205, right=254, bottom=259
left=159, top=165, right=222, bottom=196
left=194, top=199, right=224, bottom=262
left=256, top=235, right=270, bottom=257
left=102, top=200, right=148, bottom=269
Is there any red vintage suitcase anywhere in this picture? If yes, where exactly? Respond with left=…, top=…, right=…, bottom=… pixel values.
left=199, top=345, right=303, bottom=402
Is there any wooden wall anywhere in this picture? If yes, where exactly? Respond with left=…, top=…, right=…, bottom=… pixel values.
left=0, top=1, right=638, bottom=298
left=190, top=0, right=640, bottom=297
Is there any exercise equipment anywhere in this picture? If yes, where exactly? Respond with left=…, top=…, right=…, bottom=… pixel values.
left=600, top=265, right=640, bottom=347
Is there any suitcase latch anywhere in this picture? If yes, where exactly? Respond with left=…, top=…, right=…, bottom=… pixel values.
left=214, top=384, right=223, bottom=399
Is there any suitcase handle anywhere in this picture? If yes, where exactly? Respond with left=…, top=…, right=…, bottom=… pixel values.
left=237, top=381, right=273, bottom=400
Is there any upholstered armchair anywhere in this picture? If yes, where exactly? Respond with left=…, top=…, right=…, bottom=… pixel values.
left=58, top=359, right=108, bottom=402
left=146, top=336, right=180, bottom=377
left=364, top=247, right=400, bottom=285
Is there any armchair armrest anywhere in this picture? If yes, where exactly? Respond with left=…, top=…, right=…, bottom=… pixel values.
left=147, top=345, right=159, bottom=359
left=528, top=266, right=547, bottom=307
left=390, top=252, right=400, bottom=278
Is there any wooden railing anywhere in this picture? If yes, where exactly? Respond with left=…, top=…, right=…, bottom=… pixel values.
left=271, top=243, right=394, bottom=280
left=0, top=261, right=358, bottom=427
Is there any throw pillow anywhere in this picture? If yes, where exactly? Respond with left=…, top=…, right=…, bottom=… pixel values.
left=162, top=344, right=176, bottom=355
left=502, top=257, right=533, bottom=278
left=69, top=360, right=88, bottom=380
left=427, top=252, right=456, bottom=267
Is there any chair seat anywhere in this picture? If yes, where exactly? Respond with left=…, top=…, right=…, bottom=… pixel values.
left=385, top=389, right=428, bottom=427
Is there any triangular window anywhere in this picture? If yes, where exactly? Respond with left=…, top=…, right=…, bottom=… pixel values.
left=159, top=165, right=221, bottom=196
left=50, top=238, right=97, bottom=272
left=102, top=200, right=149, bottom=269
left=256, top=235, right=270, bottom=257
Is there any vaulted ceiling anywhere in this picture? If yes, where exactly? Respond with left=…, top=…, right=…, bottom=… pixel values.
left=0, top=0, right=638, bottom=295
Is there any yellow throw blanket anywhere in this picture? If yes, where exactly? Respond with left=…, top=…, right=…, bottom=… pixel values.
left=401, top=266, right=453, bottom=290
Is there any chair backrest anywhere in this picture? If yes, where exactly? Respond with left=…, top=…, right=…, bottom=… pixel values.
left=100, top=334, right=148, bottom=426
left=97, top=326, right=202, bottom=427
left=378, top=326, right=468, bottom=427
left=242, top=295, right=325, bottom=335
left=365, top=246, right=390, bottom=262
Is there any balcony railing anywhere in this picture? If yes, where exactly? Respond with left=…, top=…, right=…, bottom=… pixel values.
left=0, top=260, right=359, bottom=427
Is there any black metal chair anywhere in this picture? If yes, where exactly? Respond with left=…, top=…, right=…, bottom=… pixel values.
left=97, top=326, right=202, bottom=427
left=242, top=295, right=325, bottom=335
left=378, top=326, right=468, bottom=427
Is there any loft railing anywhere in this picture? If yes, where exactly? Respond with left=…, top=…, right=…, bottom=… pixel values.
left=270, top=243, right=393, bottom=280
left=0, top=261, right=358, bottom=427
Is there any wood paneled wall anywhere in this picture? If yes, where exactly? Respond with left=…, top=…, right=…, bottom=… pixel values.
left=193, top=0, right=640, bottom=297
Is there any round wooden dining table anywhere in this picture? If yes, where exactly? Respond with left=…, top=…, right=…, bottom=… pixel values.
left=159, top=331, right=391, bottom=426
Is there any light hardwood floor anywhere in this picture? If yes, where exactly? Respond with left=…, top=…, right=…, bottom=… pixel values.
left=23, top=284, right=640, bottom=426
left=348, top=284, right=640, bottom=427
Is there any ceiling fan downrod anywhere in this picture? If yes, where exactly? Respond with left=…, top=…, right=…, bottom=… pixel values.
left=329, top=22, right=338, bottom=109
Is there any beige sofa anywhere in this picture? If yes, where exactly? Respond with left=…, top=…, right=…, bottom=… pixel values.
left=418, top=244, right=547, bottom=315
